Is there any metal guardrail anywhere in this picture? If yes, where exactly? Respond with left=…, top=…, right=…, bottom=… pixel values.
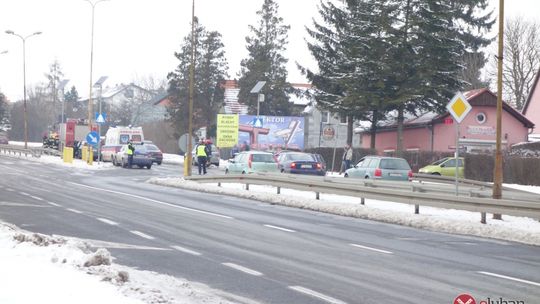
left=185, top=173, right=540, bottom=221
left=0, top=144, right=42, bottom=158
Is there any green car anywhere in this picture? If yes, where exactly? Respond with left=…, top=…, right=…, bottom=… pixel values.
left=225, top=151, right=279, bottom=174
left=418, top=157, right=464, bottom=178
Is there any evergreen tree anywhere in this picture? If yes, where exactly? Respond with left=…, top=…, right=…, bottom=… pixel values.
left=238, top=0, right=293, bottom=116
left=0, top=92, right=9, bottom=130
left=167, top=18, right=229, bottom=138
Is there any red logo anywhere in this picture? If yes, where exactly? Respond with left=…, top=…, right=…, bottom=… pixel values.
left=454, top=294, right=476, bottom=304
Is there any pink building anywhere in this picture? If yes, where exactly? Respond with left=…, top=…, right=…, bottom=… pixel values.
left=359, top=89, right=534, bottom=153
left=522, top=68, right=540, bottom=141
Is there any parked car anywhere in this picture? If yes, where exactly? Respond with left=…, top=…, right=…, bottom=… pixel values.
left=225, top=151, right=279, bottom=174
left=145, top=143, right=163, bottom=165
left=276, top=152, right=326, bottom=176
left=344, top=155, right=413, bottom=181
left=115, top=144, right=153, bottom=169
left=101, top=145, right=122, bottom=162
left=192, top=144, right=220, bottom=167
left=419, top=157, right=464, bottom=178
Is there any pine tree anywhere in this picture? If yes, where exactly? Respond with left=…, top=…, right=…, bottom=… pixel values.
left=167, top=18, right=228, bottom=138
left=0, top=92, right=9, bottom=130
left=238, top=0, right=292, bottom=116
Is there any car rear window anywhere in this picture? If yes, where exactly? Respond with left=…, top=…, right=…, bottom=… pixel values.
left=252, top=154, right=275, bottom=163
left=288, top=153, right=314, bottom=161
left=380, top=158, right=410, bottom=170
left=145, top=144, right=160, bottom=151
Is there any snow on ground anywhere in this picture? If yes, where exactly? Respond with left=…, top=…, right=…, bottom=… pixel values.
left=148, top=176, right=540, bottom=247
left=0, top=223, right=255, bottom=304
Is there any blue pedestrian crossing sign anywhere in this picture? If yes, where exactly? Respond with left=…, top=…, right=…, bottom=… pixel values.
left=86, top=131, right=100, bottom=146
left=252, top=117, right=263, bottom=128
left=95, top=112, right=106, bottom=124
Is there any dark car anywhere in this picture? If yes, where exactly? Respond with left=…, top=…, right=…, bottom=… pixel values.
left=145, top=144, right=163, bottom=165
left=277, top=152, right=326, bottom=176
left=116, top=144, right=153, bottom=169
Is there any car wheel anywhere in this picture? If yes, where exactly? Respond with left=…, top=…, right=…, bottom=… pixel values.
left=344, top=173, right=349, bottom=178
left=241, top=171, right=246, bottom=174
left=146, top=165, right=152, bottom=169
left=365, top=176, right=369, bottom=179
left=112, top=157, right=117, bottom=166
left=432, top=172, right=441, bottom=176
left=157, top=161, right=162, bottom=165
left=225, top=169, right=229, bottom=174
left=280, top=169, right=285, bottom=173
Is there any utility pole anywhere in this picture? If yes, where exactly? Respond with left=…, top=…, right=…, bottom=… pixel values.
left=492, top=0, right=504, bottom=220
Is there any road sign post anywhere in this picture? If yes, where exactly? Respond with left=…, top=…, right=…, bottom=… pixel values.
left=446, top=92, right=472, bottom=196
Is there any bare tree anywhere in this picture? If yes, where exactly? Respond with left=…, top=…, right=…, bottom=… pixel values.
left=496, top=17, right=540, bottom=110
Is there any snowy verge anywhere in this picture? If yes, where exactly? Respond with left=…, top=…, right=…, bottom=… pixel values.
left=148, top=177, right=540, bottom=246
left=0, top=223, right=257, bottom=304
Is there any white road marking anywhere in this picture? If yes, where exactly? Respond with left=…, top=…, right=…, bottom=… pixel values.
left=171, top=245, right=202, bottom=256
left=222, top=263, right=263, bottom=276
left=59, top=236, right=170, bottom=251
left=19, top=192, right=30, bottom=196
left=68, top=182, right=233, bottom=219
left=66, top=208, right=83, bottom=214
left=0, top=202, right=48, bottom=207
left=6, top=188, right=14, bottom=192
left=264, top=224, right=296, bottom=233
left=350, top=243, right=393, bottom=254
left=288, top=286, right=348, bottom=304
left=48, top=202, right=61, bottom=207
left=130, top=230, right=155, bottom=240
left=29, top=195, right=43, bottom=201
left=478, top=271, right=540, bottom=287
left=97, top=218, right=119, bottom=226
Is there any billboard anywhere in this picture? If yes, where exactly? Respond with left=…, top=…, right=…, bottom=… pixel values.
left=238, top=115, right=305, bottom=150
left=216, top=114, right=239, bottom=148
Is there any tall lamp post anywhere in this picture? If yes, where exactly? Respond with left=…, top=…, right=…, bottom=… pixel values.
left=93, top=76, right=107, bottom=163
left=84, top=0, right=109, bottom=132
left=5, top=30, right=42, bottom=149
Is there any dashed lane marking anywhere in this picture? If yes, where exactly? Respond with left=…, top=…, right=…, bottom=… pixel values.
left=263, top=224, right=296, bottom=233
left=171, top=245, right=202, bottom=256
left=222, top=263, right=263, bottom=276
left=478, top=271, right=540, bottom=287
left=66, top=208, right=83, bottom=214
left=350, top=243, right=393, bottom=255
left=97, top=218, right=119, bottom=226
left=29, top=195, right=43, bottom=201
left=288, top=286, right=348, bottom=304
left=48, top=202, right=61, bottom=207
left=130, top=230, right=155, bottom=240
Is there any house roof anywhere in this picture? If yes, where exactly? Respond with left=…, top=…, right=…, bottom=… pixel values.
left=522, top=67, right=540, bottom=115
left=361, top=88, right=534, bottom=133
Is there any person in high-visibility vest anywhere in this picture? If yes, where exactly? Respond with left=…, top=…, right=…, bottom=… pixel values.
left=196, top=140, right=208, bottom=175
left=127, top=141, right=135, bottom=168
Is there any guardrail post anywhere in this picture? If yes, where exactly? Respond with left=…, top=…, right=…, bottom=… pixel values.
left=481, top=212, right=487, bottom=224
left=361, top=197, right=365, bottom=205
left=415, top=204, right=420, bottom=214
left=316, top=192, right=320, bottom=200
left=218, top=182, right=221, bottom=187
left=277, top=186, right=281, bottom=194
left=246, top=183, right=249, bottom=191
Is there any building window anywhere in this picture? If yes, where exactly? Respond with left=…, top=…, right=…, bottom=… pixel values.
left=340, top=114, right=348, bottom=124
left=321, top=111, right=331, bottom=124
left=476, top=112, right=487, bottom=124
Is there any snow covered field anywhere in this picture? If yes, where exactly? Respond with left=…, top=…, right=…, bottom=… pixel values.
left=1, top=146, right=539, bottom=303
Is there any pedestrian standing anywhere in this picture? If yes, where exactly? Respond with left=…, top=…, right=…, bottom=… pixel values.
left=196, top=140, right=208, bottom=175
left=127, top=141, right=135, bottom=168
left=340, top=144, right=353, bottom=174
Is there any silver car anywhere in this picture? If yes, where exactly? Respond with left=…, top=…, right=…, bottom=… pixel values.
left=344, top=156, right=412, bottom=181
left=192, top=144, right=220, bottom=167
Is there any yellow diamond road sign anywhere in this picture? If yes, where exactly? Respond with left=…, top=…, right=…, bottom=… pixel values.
left=447, top=92, right=472, bottom=124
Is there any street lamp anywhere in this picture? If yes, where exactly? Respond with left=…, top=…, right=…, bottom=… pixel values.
left=185, top=0, right=196, bottom=176
left=84, top=0, right=109, bottom=132
left=5, top=30, right=42, bottom=149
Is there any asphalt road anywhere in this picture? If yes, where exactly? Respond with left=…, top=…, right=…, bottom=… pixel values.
left=0, top=155, right=539, bottom=304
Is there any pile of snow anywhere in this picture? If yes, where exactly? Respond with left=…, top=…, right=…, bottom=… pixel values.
left=0, top=223, right=253, bottom=304
left=148, top=177, right=540, bottom=246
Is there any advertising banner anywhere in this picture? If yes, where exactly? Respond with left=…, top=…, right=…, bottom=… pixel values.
left=216, top=114, right=239, bottom=148
left=238, top=115, right=304, bottom=150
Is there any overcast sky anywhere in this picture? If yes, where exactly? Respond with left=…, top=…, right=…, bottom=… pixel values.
left=0, top=0, right=539, bottom=102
